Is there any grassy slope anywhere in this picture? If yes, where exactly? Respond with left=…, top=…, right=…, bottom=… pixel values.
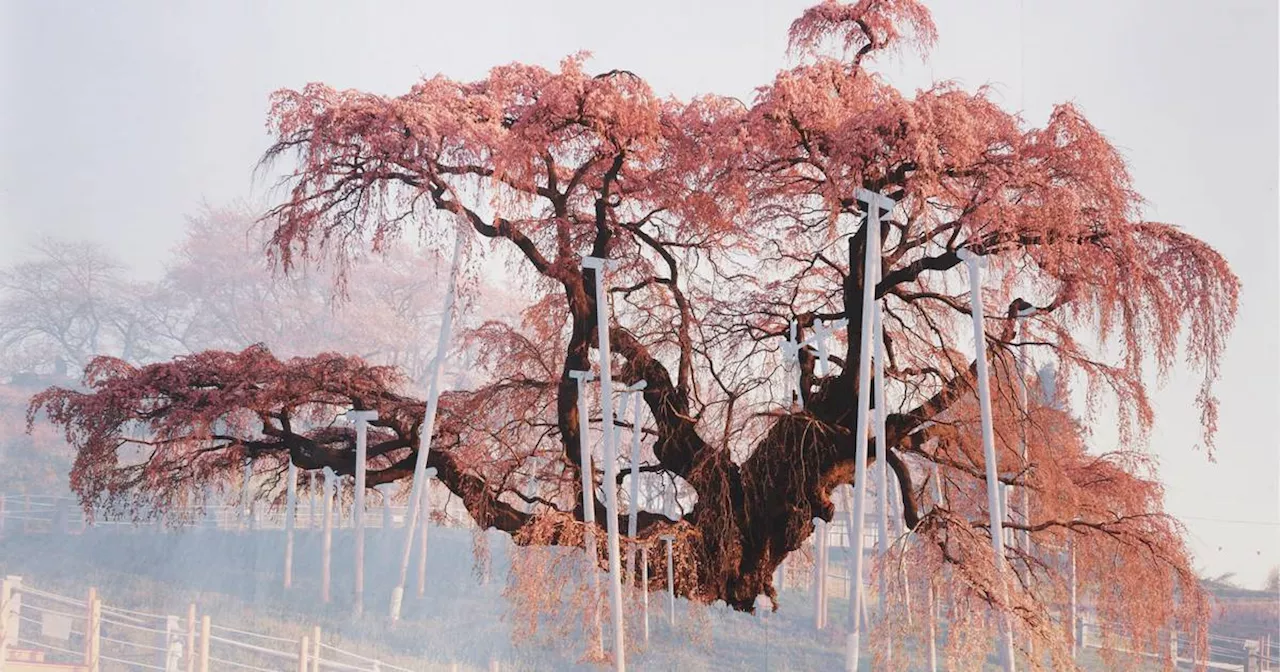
left=0, top=527, right=1153, bottom=671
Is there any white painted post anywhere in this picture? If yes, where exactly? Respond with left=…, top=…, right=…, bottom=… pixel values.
left=640, top=546, right=650, bottom=644
left=375, top=484, right=394, bottom=533
left=345, top=409, right=378, bottom=617
left=957, top=247, right=1017, bottom=672
left=841, top=485, right=858, bottom=629
left=165, top=615, right=182, bottom=672
left=417, top=468, right=435, bottom=598
left=583, top=255, right=627, bottom=672
left=808, top=318, right=848, bottom=378
left=821, top=520, right=831, bottom=622
left=321, top=467, right=335, bottom=604
left=844, top=187, right=894, bottom=672
left=927, top=582, right=939, bottom=672
left=662, top=535, right=675, bottom=626
left=1014, top=312, right=1034, bottom=556
left=871, top=285, right=891, bottom=638
left=623, top=381, right=647, bottom=586
left=391, top=227, right=464, bottom=622
left=662, top=477, right=677, bottom=521
left=284, top=460, right=298, bottom=590
left=781, top=321, right=804, bottom=408
left=812, top=518, right=826, bottom=631
left=569, top=369, right=604, bottom=657
left=1068, top=537, right=1078, bottom=658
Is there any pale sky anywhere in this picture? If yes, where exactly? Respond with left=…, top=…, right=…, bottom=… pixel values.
left=1, top=1, right=1277, bottom=587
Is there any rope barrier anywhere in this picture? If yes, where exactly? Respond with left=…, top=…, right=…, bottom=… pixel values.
left=315, top=658, right=378, bottom=672
left=99, top=654, right=167, bottom=671
left=207, top=655, right=286, bottom=672
left=15, top=637, right=84, bottom=657
left=18, top=586, right=88, bottom=607
left=211, top=622, right=299, bottom=643
left=209, top=634, right=298, bottom=659
left=101, top=616, right=171, bottom=635
left=20, top=603, right=85, bottom=621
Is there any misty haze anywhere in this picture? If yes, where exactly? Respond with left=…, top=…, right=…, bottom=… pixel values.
left=0, top=1, right=1276, bottom=671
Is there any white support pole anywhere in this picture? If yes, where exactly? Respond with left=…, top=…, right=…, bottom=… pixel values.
left=417, top=468, right=436, bottom=598
left=812, top=518, right=826, bottom=631
left=640, top=546, right=650, bottom=644
left=583, top=255, right=626, bottom=671
left=321, top=467, right=335, bottom=604
left=841, top=485, right=858, bottom=630
left=164, top=615, right=181, bottom=672
left=781, top=321, right=804, bottom=408
left=1068, top=537, right=1078, bottom=659
left=240, top=456, right=253, bottom=530
left=623, top=381, right=647, bottom=586
left=570, top=369, right=604, bottom=657
left=1014, top=312, right=1034, bottom=557
left=957, top=247, right=1017, bottom=672
left=662, top=477, right=676, bottom=520
left=872, top=287, right=891, bottom=632
left=308, top=475, right=318, bottom=529
left=927, top=581, right=939, bottom=672
left=844, top=187, right=894, bottom=672
left=284, top=461, right=298, bottom=590
left=662, top=535, right=675, bottom=627
left=374, top=484, right=395, bottom=533
left=391, top=227, right=464, bottom=622
left=819, top=519, right=829, bottom=624
left=345, top=409, right=378, bottom=617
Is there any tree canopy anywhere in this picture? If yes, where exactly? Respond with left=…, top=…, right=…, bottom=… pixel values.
left=33, top=1, right=1239, bottom=668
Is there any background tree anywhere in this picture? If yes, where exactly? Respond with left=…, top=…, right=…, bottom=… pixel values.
left=34, top=0, right=1239, bottom=667
left=0, top=238, right=158, bottom=375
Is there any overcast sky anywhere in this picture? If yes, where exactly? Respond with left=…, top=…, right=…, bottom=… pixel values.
left=2, top=0, right=1277, bottom=587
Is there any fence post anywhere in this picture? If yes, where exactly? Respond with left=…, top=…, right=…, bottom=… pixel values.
left=311, top=626, right=321, bottom=672
left=297, top=635, right=310, bottom=672
left=4, top=577, right=21, bottom=653
left=198, top=616, right=210, bottom=672
left=86, top=588, right=101, bottom=672
left=0, top=575, right=18, bottom=669
left=164, top=615, right=180, bottom=672
left=186, top=604, right=196, bottom=672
